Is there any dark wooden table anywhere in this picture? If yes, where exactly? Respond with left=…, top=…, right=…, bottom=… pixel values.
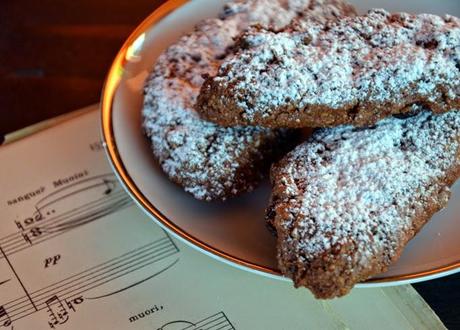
left=1, top=1, right=459, bottom=328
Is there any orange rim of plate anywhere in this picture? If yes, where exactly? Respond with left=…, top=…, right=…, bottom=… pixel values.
left=101, top=0, right=460, bottom=285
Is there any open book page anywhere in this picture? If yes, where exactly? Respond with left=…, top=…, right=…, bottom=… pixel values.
left=0, top=106, right=444, bottom=329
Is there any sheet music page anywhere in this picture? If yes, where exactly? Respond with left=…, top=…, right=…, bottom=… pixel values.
left=0, top=107, right=445, bottom=330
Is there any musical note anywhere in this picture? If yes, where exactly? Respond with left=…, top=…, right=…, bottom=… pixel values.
left=65, top=297, right=84, bottom=312
left=0, top=306, right=11, bottom=327
left=32, top=207, right=44, bottom=223
left=45, top=296, right=69, bottom=329
left=102, top=179, right=115, bottom=195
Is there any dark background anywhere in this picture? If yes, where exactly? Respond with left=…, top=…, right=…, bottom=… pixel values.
left=0, top=0, right=163, bottom=135
left=0, top=1, right=459, bottom=328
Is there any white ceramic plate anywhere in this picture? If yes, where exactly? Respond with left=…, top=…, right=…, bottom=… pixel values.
left=101, top=0, right=460, bottom=286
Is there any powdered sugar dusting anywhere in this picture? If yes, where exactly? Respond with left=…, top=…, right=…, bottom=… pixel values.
left=269, top=108, right=460, bottom=298
left=198, top=9, right=460, bottom=127
left=142, top=0, right=356, bottom=201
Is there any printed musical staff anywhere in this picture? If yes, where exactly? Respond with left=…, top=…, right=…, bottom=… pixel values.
left=0, top=235, right=179, bottom=328
left=159, top=312, right=235, bottom=330
left=0, top=174, right=132, bottom=259
left=184, top=312, right=234, bottom=330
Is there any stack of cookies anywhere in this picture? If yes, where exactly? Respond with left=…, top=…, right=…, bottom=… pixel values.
left=143, top=0, right=460, bottom=298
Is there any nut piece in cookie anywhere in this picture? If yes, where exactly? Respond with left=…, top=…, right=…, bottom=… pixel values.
left=142, top=0, right=356, bottom=201
left=268, top=108, right=460, bottom=298
left=196, top=10, right=460, bottom=128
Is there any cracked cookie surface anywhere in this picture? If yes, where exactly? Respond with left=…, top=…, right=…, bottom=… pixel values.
left=268, top=108, right=460, bottom=298
left=197, top=9, right=460, bottom=128
left=143, top=0, right=356, bottom=200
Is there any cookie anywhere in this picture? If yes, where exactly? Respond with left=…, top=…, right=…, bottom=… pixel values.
left=267, top=107, right=460, bottom=298
left=196, top=9, right=460, bottom=128
left=143, top=0, right=356, bottom=201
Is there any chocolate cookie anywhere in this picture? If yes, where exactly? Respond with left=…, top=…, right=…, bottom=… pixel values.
left=143, top=0, right=356, bottom=201
left=267, top=107, right=460, bottom=298
left=196, top=9, right=460, bottom=128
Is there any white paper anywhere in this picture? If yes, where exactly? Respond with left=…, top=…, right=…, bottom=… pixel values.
left=0, top=108, right=445, bottom=330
